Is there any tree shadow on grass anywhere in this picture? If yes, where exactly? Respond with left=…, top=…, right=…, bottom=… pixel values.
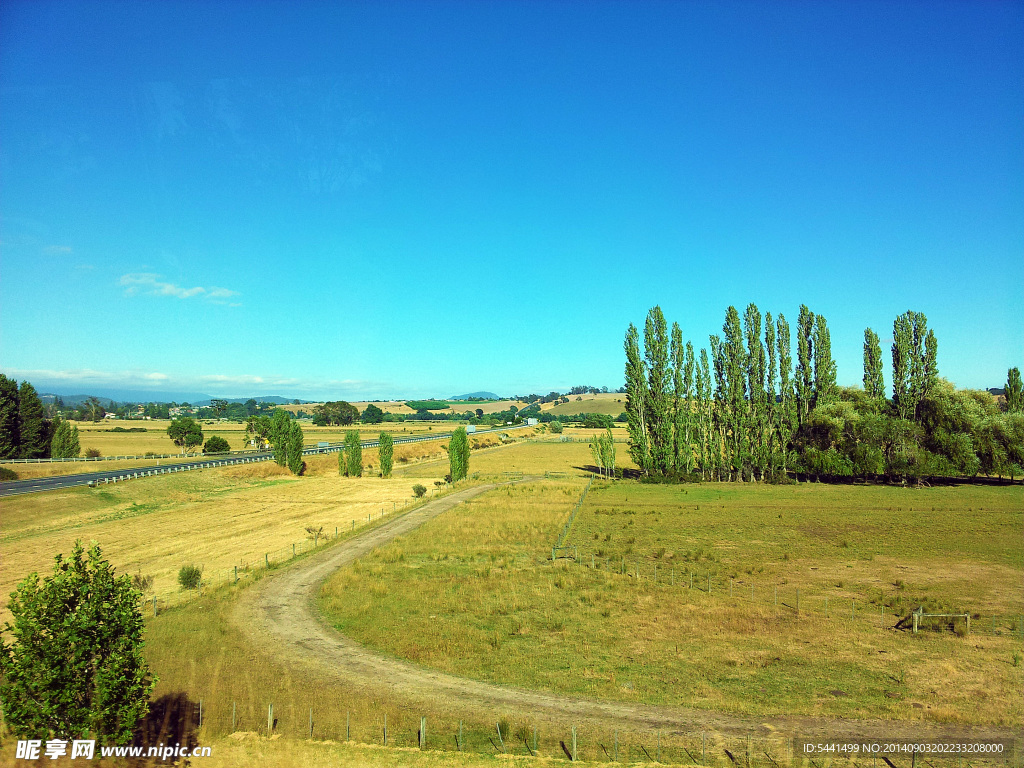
left=130, top=692, right=199, bottom=766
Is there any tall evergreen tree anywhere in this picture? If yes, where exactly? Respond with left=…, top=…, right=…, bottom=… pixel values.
left=892, top=310, right=937, bottom=423
left=17, top=382, right=48, bottom=459
left=378, top=432, right=394, bottom=477
left=623, top=323, right=650, bottom=474
left=644, top=306, right=672, bottom=474
left=812, top=314, right=837, bottom=408
left=0, top=374, right=20, bottom=459
left=1006, top=367, right=1023, bottom=413
left=50, top=420, right=81, bottom=459
left=710, top=334, right=728, bottom=480
left=795, top=305, right=815, bottom=428
left=863, top=328, right=885, bottom=402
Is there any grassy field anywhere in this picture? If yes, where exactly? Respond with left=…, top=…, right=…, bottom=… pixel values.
left=275, top=399, right=532, bottom=417
left=541, top=393, right=628, bottom=417
left=320, top=469, right=1023, bottom=726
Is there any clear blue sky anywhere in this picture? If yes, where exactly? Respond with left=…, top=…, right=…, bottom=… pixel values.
left=2, top=0, right=1021, bottom=400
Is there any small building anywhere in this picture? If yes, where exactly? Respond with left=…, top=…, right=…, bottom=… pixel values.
left=526, top=418, right=538, bottom=426
left=466, top=425, right=476, bottom=433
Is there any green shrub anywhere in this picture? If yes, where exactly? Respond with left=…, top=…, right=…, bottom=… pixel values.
left=412, top=484, right=427, bottom=498
left=203, top=436, right=231, bottom=454
left=0, top=466, right=18, bottom=481
left=178, top=565, right=202, bottom=590
left=84, top=448, right=101, bottom=458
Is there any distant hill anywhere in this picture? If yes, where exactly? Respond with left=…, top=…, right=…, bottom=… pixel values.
left=36, top=390, right=314, bottom=406
left=449, top=391, right=501, bottom=400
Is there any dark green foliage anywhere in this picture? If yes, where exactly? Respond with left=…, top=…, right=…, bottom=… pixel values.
left=405, top=400, right=450, bottom=411
left=203, top=435, right=231, bottom=454
left=0, top=542, right=155, bottom=743
left=412, top=483, right=427, bottom=497
left=863, top=328, right=885, bottom=401
left=245, top=414, right=272, bottom=449
left=17, top=381, right=48, bottom=459
left=1007, top=368, right=1023, bottom=413
left=582, top=413, right=614, bottom=429
left=50, top=420, right=81, bottom=459
left=0, top=466, right=17, bottom=481
left=166, top=417, right=203, bottom=454
left=548, top=420, right=563, bottom=434
left=378, top=432, right=394, bottom=478
left=312, top=401, right=360, bottom=426
left=589, top=427, right=616, bottom=478
left=177, top=564, right=202, bottom=590
left=343, top=430, right=362, bottom=477
left=287, top=421, right=304, bottom=475
left=448, top=426, right=470, bottom=481
left=361, top=404, right=385, bottom=423
left=270, top=409, right=291, bottom=466
left=0, top=374, right=21, bottom=459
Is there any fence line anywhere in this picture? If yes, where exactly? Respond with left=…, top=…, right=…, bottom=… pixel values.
left=551, top=479, right=592, bottom=561
left=164, top=696, right=1016, bottom=767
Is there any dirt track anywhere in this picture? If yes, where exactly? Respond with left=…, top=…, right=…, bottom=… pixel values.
left=231, top=481, right=1019, bottom=744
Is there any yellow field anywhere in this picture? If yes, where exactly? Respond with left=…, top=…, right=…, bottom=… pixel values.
left=275, top=399, right=531, bottom=416
left=0, top=463, right=452, bottom=624
left=541, top=393, right=627, bottom=416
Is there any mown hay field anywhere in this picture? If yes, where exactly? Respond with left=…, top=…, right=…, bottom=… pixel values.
left=0, top=460, right=453, bottom=625
left=320, top=471, right=1024, bottom=726
left=541, top=392, right=628, bottom=416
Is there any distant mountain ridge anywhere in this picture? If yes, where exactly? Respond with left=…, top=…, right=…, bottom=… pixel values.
left=449, top=391, right=501, bottom=400
left=38, top=391, right=314, bottom=406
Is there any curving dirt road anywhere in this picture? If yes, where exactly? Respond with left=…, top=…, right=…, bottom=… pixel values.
left=231, top=481, right=1019, bottom=744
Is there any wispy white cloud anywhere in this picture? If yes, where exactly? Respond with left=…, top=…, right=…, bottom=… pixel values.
left=44, top=245, right=74, bottom=255
left=119, top=273, right=241, bottom=305
left=1, top=368, right=385, bottom=400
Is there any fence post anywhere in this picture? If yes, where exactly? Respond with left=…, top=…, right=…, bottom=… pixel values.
left=825, top=597, right=829, bottom=618
left=572, top=725, right=577, bottom=762
left=232, top=701, right=236, bottom=732
left=459, top=720, right=463, bottom=751
left=496, top=722, right=505, bottom=753
left=383, top=713, right=387, bottom=745
left=420, top=716, right=426, bottom=749
left=234, top=565, right=237, bottom=584
left=309, top=708, right=313, bottom=738
left=268, top=703, right=273, bottom=735
left=347, top=711, right=350, bottom=741
left=614, top=730, right=618, bottom=762
left=265, top=553, right=269, bottom=568
left=153, top=596, right=157, bottom=617
left=796, top=588, right=800, bottom=615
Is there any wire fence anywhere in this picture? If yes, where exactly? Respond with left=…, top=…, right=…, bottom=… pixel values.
left=157, top=695, right=1018, bottom=767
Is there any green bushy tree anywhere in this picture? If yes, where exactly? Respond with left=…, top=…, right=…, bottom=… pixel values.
left=167, top=417, right=203, bottom=455
left=0, top=542, right=155, bottom=743
left=202, top=435, right=231, bottom=454
left=343, top=430, right=362, bottom=477
left=50, top=419, right=81, bottom=459
left=447, top=426, right=470, bottom=481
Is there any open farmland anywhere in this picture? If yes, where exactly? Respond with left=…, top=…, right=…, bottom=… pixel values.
left=0, top=458, right=455, bottom=624
left=320, top=470, right=1024, bottom=726
left=540, top=392, right=628, bottom=417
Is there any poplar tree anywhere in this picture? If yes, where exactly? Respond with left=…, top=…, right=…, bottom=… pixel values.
left=670, top=323, right=686, bottom=473
left=287, top=421, right=304, bottom=475
left=812, top=314, right=837, bottom=407
left=378, top=432, right=394, bottom=478
left=795, top=305, right=815, bottom=428
left=447, top=427, right=470, bottom=481
left=892, top=311, right=913, bottom=420
left=863, top=328, right=885, bottom=402
left=743, top=303, right=766, bottom=480
left=343, top=430, right=363, bottom=477
left=710, top=334, right=728, bottom=480
left=776, top=313, right=795, bottom=475
left=764, top=312, right=778, bottom=477
left=682, top=340, right=695, bottom=475
left=270, top=409, right=291, bottom=466
left=644, top=306, right=672, bottom=474
left=696, top=348, right=712, bottom=480
left=623, top=324, right=650, bottom=474
left=1006, top=368, right=1023, bottom=413
left=722, top=307, right=748, bottom=480
left=50, top=420, right=81, bottom=459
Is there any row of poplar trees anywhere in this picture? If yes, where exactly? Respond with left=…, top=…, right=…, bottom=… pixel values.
left=624, top=304, right=954, bottom=482
left=626, top=304, right=835, bottom=481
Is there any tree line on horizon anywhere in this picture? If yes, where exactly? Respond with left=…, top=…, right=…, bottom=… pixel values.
left=624, top=305, right=1023, bottom=483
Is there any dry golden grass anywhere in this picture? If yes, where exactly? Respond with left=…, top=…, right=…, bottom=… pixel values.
left=540, top=393, right=627, bottom=416
left=0, top=467, right=433, bottom=624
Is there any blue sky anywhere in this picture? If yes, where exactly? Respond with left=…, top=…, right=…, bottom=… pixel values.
left=1, top=0, right=1021, bottom=400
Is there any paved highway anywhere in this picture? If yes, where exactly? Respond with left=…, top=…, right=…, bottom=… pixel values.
left=0, top=425, right=529, bottom=497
